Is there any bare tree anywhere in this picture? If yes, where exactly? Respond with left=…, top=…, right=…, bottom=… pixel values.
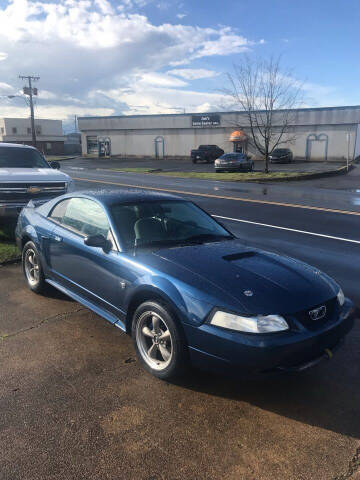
left=224, top=56, right=303, bottom=173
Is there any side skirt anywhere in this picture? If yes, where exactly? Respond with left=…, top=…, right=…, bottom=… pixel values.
left=45, top=278, right=126, bottom=332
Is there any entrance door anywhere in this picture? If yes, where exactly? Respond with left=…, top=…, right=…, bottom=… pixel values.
left=306, top=134, right=328, bottom=161
left=234, top=142, right=244, bottom=153
left=87, top=136, right=98, bottom=155
left=155, top=136, right=165, bottom=159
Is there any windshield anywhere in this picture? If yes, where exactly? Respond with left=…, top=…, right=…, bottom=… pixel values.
left=110, top=200, right=233, bottom=250
left=0, top=147, right=49, bottom=168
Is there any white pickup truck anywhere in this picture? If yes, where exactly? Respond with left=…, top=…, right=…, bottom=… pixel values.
left=0, top=143, right=73, bottom=222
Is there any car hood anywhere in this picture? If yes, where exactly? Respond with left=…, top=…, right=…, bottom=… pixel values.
left=153, top=240, right=338, bottom=315
left=0, top=168, right=71, bottom=182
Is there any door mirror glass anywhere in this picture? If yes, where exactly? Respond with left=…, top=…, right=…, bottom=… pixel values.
left=51, top=161, right=60, bottom=170
left=84, top=234, right=109, bottom=250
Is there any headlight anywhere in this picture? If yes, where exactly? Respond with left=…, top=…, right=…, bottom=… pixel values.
left=66, top=179, right=75, bottom=192
left=215, top=160, right=220, bottom=165
left=210, top=311, right=289, bottom=333
left=337, top=288, right=345, bottom=306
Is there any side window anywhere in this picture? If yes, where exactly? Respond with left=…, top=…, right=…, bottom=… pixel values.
left=49, top=199, right=70, bottom=223
left=62, top=198, right=110, bottom=238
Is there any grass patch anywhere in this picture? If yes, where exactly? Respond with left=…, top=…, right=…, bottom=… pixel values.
left=110, top=168, right=312, bottom=182
left=0, top=225, right=20, bottom=263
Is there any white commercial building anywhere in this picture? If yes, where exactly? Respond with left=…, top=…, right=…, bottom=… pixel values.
left=78, top=105, right=360, bottom=161
left=0, top=118, right=65, bottom=154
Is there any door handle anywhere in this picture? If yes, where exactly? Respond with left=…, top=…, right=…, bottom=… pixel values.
left=53, top=235, right=63, bottom=242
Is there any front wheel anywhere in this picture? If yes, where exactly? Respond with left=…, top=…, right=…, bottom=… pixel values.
left=132, top=301, right=188, bottom=380
left=22, top=241, right=46, bottom=294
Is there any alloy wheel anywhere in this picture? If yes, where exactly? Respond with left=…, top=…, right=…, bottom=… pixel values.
left=24, top=248, right=40, bottom=286
left=136, top=311, right=173, bottom=370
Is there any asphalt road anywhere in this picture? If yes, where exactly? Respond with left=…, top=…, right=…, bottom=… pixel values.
left=63, top=165, right=360, bottom=304
left=1, top=163, right=360, bottom=480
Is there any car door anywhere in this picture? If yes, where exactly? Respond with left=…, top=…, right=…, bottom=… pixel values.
left=47, top=197, right=125, bottom=321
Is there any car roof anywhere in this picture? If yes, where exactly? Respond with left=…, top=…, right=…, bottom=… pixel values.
left=0, top=142, right=38, bottom=150
left=66, top=188, right=183, bottom=206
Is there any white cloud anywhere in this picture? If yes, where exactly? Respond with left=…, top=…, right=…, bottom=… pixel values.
left=93, top=83, right=232, bottom=115
left=137, top=73, right=188, bottom=87
left=167, top=68, right=220, bottom=80
left=176, top=13, right=186, bottom=19
left=0, top=0, right=257, bottom=123
left=0, top=82, right=14, bottom=93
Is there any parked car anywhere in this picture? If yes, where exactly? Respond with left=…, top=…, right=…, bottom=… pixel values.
left=269, top=148, right=293, bottom=163
left=16, top=190, right=355, bottom=380
left=215, top=153, right=254, bottom=173
left=191, top=145, right=224, bottom=163
left=0, top=143, right=73, bottom=223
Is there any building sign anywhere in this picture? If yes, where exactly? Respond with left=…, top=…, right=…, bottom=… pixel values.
left=192, top=114, right=220, bottom=127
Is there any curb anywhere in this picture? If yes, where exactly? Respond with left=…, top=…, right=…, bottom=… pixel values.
left=48, top=156, right=81, bottom=162
left=0, top=256, right=21, bottom=267
left=245, top=163, right=355, bottom=183
left=104, top=163, right=354, bottom=183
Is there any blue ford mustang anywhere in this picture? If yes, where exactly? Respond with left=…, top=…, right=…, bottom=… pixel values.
left=15, top=189, right=355, bottom=379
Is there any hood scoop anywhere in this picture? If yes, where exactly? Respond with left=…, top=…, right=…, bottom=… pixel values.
left=223, top=251, right=256, bottom=261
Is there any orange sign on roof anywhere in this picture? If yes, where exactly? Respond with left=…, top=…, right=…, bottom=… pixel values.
left=229, top=130, right=247, bottom=142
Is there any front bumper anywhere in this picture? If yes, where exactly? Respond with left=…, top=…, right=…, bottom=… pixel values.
left=269, top=158, right=291, bottom=163
left=0, top=198, right=51, bottom=218
left=0, top=202, right=29, bottom=218
left=184, top=299, right=356, bottom=374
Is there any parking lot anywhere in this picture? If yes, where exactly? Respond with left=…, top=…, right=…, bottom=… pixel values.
left=1, top=161, right=360, bottom=479
left=1, top=263, right=360, bottom=480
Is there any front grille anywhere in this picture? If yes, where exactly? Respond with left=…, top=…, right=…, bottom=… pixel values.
left=291, top=297, right=339, bottom=331
left=0, top=182, right=66, bottom=201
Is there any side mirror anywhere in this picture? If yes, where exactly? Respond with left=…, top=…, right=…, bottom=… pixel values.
left=84, top=234, right=109, bottom=250
left=51, top=161, right=60, bottom=170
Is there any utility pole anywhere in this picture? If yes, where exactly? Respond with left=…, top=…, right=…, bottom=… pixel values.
left=19, top=75, right=40, bottom=147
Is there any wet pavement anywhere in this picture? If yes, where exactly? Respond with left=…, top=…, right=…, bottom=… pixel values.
left=2, top=157, right=360, bottom=479
left=1, top=264, right=359, bottom=480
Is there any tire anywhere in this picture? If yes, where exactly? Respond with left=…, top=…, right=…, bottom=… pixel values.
left=132, top=300, right=188, bottom=380
left=22, top=241, right=47, bottom=294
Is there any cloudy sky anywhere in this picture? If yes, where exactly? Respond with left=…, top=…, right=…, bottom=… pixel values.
left=0, top=0, right=360, bottom=131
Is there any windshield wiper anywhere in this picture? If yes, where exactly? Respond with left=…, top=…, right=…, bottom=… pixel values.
left=182, top=233, right=234, bottom=244
left=134, top=238, right=181, bottom=249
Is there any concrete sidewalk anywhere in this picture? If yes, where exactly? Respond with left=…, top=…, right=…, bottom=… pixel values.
left=1, top=264, right=360, bottom=480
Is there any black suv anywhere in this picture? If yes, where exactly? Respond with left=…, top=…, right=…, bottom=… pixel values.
left=191, top=145, right=224, bottom=163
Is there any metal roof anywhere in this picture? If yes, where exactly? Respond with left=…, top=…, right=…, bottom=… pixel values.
left=78, top=105, right=360, bottom=121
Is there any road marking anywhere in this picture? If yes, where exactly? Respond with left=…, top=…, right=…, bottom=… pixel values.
left=72, top=176, right=360, bottom=217
left=213, top=215, right=360, bottom=245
